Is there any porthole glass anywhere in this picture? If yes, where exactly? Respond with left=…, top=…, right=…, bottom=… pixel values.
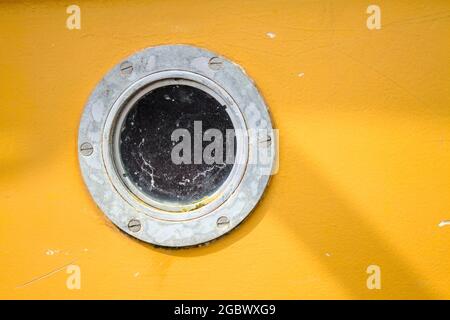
left=116, top=83, right=236, bottom=207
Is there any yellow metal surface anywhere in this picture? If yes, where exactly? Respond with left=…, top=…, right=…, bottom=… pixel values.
left=1, top=0, right=449, bottom=299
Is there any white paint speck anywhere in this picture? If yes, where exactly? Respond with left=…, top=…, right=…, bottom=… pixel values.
left=438, top=220, right=450, bottom=228
left=45, top=249, right=60, bottom=256
left=325, top=253, right=331, bottom=257
left=298, top=72, right=305, bottom=77
left=266, top=32, right=276, bottom=39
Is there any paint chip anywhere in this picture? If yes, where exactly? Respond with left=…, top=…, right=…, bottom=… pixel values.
left=325, top=253, right=331, bottom=257
left=266, top=32, right=276, bottom=39
left=438, top=220, right=450, bottom=228
left=298, top=72, right=305, bottom=77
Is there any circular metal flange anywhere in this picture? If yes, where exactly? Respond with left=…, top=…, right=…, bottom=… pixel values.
left=78, top=45, right=276, bottom=247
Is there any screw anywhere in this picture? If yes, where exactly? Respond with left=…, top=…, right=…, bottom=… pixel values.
left=216, top=216, right=230, bottom=229
left=128, top=219, right=141, bottom=232
left=120, top=61, right=133, bottom=77
left=259, top=135, right=272, bottom=147
left=79, top=142, right=93, bottom=156
left=208, top=57, right=223, bottom=70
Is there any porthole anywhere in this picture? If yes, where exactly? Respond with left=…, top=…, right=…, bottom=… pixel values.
left=78, top=45, right=276, bottom=247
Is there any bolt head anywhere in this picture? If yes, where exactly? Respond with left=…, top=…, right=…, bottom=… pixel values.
left=120, top=61, right=133, bottom=77
left=128, top=219, right=141, bottom=232
left=216, top=216, right=230, bottom=229
left=259, top=135, right=272, bottom=147
left=208, top=57, right=223, bottom=70
left=79, top=142, right=93, bottom=156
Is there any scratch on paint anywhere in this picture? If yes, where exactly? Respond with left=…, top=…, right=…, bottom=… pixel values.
left=16, top=260, right=77, bottom=289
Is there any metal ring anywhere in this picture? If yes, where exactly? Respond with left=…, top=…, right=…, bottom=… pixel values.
left=78, top=45, right=275, bottom=247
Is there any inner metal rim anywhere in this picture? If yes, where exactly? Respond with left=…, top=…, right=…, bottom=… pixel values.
left=102, top=70, right=249, bottom=221
left=112, top=79, right=241, bottom=212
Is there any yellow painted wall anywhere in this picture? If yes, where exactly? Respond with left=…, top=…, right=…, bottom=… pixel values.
left=1, top=0, right=449, bottom=299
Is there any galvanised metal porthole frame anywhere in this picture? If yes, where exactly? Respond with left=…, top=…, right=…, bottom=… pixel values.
left=78, top=45, right=276, bottom=248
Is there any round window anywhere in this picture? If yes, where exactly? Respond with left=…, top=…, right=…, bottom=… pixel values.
left=117, top=83, right=235, bottom=206
left=78, top=45, right=276, bottom=247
